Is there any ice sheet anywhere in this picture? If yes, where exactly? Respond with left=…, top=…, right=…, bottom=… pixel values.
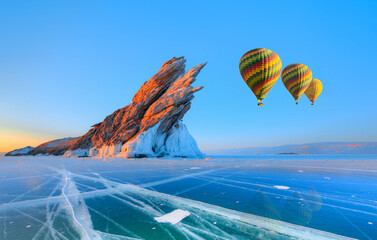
left=1, top=156, right=373, bottom=239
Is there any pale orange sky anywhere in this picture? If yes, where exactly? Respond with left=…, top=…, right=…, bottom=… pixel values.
left=0, top=126, right=59, bottom=152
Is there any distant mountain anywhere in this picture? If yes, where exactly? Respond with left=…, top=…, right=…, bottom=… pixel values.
left=207, top=142, right=377, bottom=155
left=28, top=138, right=79, bottom=156
left=5, top=146, right=34, bottom=156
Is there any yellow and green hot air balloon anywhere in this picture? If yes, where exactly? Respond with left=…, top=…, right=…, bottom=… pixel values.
left=239, top=48, right=282, bottom=106
left=305, top=78, right=323, bottom=105
left=281, top=63, right=312, bottom=104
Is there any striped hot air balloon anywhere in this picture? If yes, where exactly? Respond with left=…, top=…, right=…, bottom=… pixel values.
left=281, top=63, right=312, bottom=104
left=305, top=78, right=323, bottom=105
left=239, top=48, right=282, bottom=106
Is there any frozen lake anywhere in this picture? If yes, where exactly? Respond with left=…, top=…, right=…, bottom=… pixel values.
left=0, top=155, right=376, bottom=239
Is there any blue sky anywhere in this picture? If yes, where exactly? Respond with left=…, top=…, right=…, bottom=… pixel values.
left=1, top=0, right=377, bottom=152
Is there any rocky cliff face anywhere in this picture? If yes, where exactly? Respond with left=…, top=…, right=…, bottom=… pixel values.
left=6, top=57, right=206, bottom=158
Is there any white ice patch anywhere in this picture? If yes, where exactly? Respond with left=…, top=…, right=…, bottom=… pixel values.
left=154, top=209, right=190, bottom=224
left=274, top=185, right=291, bottom=190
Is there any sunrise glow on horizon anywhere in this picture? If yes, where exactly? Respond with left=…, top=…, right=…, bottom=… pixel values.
left=0, top=127, right=61, bottom=152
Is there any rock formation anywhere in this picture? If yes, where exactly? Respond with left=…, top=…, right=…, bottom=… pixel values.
left=5, top=146, right=34, bottom=156
left=30, top=137, right=79, bottom=156
left=6, top=57, right=206, bottom=158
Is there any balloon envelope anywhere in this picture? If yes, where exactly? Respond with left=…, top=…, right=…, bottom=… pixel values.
left=239, top=48, right=282, bottom=102
left=281, top=63, right=312, bottom=102
left=305, top=78, right=323, bottom=105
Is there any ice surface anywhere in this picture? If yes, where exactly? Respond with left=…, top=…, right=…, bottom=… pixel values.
left=1, top=156, right=374, bottom=239
left=154, top=209, right=190, bottom=224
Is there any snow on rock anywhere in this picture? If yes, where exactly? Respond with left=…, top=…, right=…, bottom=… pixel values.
left=117, top=121, right=204, bottom=158
left=5, top=146, right=34, bottom=156
left=274, top=185, right=291, bottom=190
left=154, top=209, right=190, bottom=224
left=119, top=122, right=167, bottom=158
left=165, top=122, right=205, bottom=158
left=93, top=144, right=122, bottom=157
left=64, top=148, right=90, bottom=158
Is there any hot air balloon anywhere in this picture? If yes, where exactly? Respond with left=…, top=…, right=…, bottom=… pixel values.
left=305, top=78, right=323, bottom=105
left=281, top=63, right=312, bottom=104
left=239, top=48, right=282, bottom=106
